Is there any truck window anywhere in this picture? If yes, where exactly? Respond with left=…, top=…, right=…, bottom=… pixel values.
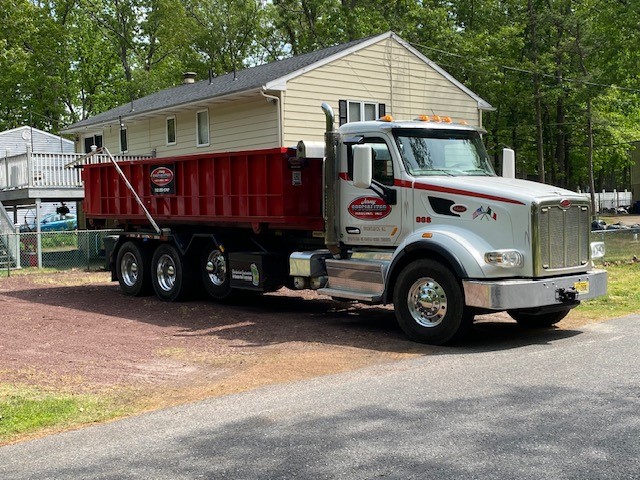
left=347, top=137, right=395, bottom=186
left=394, top=129, right=495, bottom=177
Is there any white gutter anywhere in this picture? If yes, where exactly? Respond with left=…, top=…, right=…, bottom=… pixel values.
left=260, top=89, right=283, bottom=147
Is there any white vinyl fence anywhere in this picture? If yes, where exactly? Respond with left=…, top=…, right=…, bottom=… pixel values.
left=579, top=190, right=633, bottom=213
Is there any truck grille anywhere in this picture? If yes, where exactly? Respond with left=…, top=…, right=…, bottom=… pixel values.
left=536, top=202, right=590, bottom=274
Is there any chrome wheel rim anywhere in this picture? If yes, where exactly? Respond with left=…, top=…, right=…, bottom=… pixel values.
left=407, top=277, right=447, bottom=327
left=205, top=250, right=227, bottom=286
left=121, top=252, right=139, bottom=287
left=156, top=253, right=176, bottom=292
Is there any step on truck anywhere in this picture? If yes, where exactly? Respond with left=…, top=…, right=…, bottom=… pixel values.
left=83, top=103, right=607, bottom=345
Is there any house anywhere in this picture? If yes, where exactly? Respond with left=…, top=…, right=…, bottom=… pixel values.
left=0, top=126, right=80, bottom=224
left=62, top=31, right=492, bottom=158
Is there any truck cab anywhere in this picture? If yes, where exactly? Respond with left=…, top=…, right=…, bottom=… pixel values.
left=293, top=106, right=607, bottom=344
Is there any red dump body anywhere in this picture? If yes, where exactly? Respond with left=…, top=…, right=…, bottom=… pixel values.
left=83, top=148, right=324, bottom=231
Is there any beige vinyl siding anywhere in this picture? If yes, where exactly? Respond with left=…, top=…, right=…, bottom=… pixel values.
left=93, top=96, right=279, bottom=157
left=283, top=37, right=480, bottom=145
left=115, top=96, right=281, bottom=158
left=99, top=121, right=152, bottom=156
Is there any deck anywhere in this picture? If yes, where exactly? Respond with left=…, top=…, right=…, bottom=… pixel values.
left=0, top=150, right=151, bottom=207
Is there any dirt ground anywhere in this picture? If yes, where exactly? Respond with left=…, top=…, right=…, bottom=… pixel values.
left=0, top=271, right=606, bottom=410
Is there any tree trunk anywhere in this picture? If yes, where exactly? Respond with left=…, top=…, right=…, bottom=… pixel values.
left=528, top=0, right=545, bottom=183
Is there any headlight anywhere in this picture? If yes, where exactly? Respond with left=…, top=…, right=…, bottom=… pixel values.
left=484, top=250, right=524, bottom=268
left=591, top=241, right=605, bottom=259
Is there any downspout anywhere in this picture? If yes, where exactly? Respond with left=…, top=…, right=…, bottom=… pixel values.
left=321, top=103, right=341, bottom=255
left=260, top=90, right=283, bottom=147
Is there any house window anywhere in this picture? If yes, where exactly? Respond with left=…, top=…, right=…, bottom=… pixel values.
left=119, top=127, right=128, bottom=153
left=83, top=134, right=103, bottom=153
left=196, top=110, right=209, bottom=146
left=166, top=116, right=176, bottom=145
left=339, top=100, right=386, bottom=125
left=349, top=101, right=379, bottom=122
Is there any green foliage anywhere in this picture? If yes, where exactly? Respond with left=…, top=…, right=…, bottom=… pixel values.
left=0, top=0, right=638, bottom=191
left=184, top=0, right=262, bottom=76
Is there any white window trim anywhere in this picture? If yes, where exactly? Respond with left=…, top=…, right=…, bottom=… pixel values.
left=119, top=127, right=128, bottom=153
left=196, top=109, right=210, bottom=147
left=347, top=100, right=379, bottom=123
left=166, top=115, right=177, bottom=146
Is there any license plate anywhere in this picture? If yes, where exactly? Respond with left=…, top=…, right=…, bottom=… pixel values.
left=574, top=280, right=589, bottom=294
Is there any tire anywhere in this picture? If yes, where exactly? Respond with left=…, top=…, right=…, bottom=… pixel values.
left=200, top=244, right=233, bottom=301
left=115, top=241, right=152, bottom=296
left=151, top=243, right=192, bottom=302
left=508, top=308, right=572, bottom=328
left=393, top=259, right=472, bottom=345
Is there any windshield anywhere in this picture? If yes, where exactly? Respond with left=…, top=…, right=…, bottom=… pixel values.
left=393, top=129, right=495, bottom=177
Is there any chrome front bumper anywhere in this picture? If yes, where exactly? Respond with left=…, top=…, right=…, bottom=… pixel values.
left=463, top=269, right=608, bottom=310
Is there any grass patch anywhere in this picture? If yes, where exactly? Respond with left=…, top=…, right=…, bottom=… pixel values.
left=0, top=384, right=130, bottom=445
left=0, top=268, right=59, bottom=278
left=574, top=262, right=640, bottom=320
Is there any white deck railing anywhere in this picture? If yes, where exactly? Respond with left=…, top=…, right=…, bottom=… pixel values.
left=0, top=148, right=152, bottom=190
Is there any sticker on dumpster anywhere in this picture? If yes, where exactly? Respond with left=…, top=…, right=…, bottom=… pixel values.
left=150, top=165, right=175, bottom=195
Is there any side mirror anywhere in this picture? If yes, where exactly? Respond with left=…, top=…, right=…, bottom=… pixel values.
left=352, top=145, right=372, bottom=188
left=502, top=148, right=515, bottom=179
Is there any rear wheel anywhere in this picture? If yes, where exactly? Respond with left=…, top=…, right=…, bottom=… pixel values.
left=200, top=244, right=233, bottom=300
left=115, top=241, right=151, bottom=296
left=508, top=308, right=572, bottom=328
left=393, top=259, right=472, bottom=345
left=151, top=244, right=192, bottom=301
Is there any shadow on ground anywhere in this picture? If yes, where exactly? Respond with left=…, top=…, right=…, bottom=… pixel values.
left=2, top=279, right=582, bottom=355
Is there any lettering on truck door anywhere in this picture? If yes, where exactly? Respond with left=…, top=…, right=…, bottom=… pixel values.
left=340, top=137, right=403, bottom=246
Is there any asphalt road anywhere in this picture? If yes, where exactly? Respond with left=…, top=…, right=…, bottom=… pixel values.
left=1, top=316, right=639, bottom=480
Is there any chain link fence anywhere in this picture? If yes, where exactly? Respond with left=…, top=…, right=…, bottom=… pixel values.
left=0, top=229, right=122, bottom=275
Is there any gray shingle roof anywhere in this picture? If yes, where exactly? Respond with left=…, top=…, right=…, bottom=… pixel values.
left=63, top=35, right=378, bottom=132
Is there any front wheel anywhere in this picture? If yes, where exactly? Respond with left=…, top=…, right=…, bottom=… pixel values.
left=508, top=308, right=572, bottom=328
left=151, top=244, right=192, bottom=302
left=393, top=259, right=472, bottom=345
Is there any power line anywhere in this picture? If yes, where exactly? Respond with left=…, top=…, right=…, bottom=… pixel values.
left=409, top=41, right=640, bottom=94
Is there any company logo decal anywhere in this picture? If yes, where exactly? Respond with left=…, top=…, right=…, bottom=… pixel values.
left=472, top=206, right=497, bottom=221
left=559, top=199, right=572, bottom=209
left=150, top=167, right=174, bottom=186
left=348, top=196, right=391, bottom=221
left=150, top=164, right=175, bottom=195
left=451, top=204, right=468, bottom=214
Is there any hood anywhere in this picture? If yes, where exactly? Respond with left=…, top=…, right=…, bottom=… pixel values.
left=410, top=176, right=587, bottom=206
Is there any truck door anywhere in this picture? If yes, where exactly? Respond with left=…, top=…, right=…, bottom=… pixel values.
left=340, top=137, right=404, bottom=247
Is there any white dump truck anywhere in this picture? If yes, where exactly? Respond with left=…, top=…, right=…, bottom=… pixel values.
left=86, top=103, right=607, bottom=344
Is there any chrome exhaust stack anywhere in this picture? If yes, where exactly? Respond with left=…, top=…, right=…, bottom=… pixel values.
left=321, top=102, right=341, bottom=255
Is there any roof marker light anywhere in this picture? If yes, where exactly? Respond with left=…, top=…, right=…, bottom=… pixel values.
left=431, top=115, right=441, bottom=122
left=417, top=115, right=430, bottom=122
left=443, top=116, right=452, bottom=123
left=379, top=115, right=394, bottom=122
